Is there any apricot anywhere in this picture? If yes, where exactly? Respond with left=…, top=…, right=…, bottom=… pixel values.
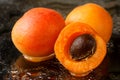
left=65, top=3, right=113, bottom=43
left=54, top=22, right=106, bottom=77
left=11, top=7, right=65, bottom=62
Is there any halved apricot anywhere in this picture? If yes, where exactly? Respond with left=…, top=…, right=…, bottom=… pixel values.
left=11, top=7, right=65, bottom=62
left=65, top=3, right=113, bottom=43
left=54, top=22, right=106, bottom=77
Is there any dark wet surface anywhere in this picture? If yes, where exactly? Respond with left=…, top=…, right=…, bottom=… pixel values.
left=0, top=0, right=120, bottom=80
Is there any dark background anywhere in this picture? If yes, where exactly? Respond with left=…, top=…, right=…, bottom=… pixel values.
left=0, top=0, right=120, bottom=80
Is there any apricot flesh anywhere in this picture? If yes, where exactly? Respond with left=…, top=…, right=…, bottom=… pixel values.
left=11, top=7, right=65, bottom=62
left=54, top=22, right=106, bottom=77
left=65, top=3, right=113, bottom=42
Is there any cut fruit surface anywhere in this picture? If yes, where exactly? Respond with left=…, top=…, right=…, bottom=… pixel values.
left=54, top=22, right=107, bottom=76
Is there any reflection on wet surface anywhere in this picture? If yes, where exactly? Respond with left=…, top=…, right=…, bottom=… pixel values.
left=9, top=55, right=108, bottom=80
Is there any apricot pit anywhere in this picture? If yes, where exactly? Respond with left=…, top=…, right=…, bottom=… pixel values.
left=70, top=34, right=96, bottom=61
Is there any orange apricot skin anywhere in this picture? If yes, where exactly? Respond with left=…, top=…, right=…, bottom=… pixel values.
left=11, top=8, right=65, bottom=57
left=65, top=3, right=113, bottom=43
left=54, top=22, right=106, bottom=76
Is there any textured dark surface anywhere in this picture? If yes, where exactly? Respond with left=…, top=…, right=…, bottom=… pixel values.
left=0, top=0, right=120, bottom=80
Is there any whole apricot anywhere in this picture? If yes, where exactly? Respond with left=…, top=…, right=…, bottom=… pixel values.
left=11, top=7, right=65, bottom=62
left=65, top=3, right=113, bottom=42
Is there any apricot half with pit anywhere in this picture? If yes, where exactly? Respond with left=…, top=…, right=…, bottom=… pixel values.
left=11, top=7, right=65, bottom=62
left=65, top=3, right=113, bottom=42
left=54, top=22, right=106, bottom=77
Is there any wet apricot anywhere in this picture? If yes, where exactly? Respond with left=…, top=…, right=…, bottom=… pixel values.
left=54, top=22, right=106, bottom=77
left=65, top=3, right=113, bottom=42
left=11, top=7, right=65, bottom=62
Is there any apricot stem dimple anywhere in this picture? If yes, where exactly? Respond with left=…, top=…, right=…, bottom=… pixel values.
left=70, top=34, right=96, bottom=61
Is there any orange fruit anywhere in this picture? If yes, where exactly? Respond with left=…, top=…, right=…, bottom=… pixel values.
left=11, top=7, right=65, bottom=62
left=54, top=22, right=106, bottom=77
left=65, top=3, right=113, bottom=43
